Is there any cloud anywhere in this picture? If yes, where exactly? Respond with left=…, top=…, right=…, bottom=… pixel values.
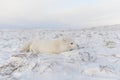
left=0, top=0, right=120, bottom=28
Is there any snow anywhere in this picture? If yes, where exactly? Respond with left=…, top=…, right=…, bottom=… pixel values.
left=0, top=27, right=120, bottom=80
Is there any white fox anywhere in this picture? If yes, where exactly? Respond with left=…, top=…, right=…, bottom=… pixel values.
left=21, top=38, right=79, bottom=54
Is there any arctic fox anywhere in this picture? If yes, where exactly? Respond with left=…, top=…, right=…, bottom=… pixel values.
left=21, top=38, right=79, bottom=54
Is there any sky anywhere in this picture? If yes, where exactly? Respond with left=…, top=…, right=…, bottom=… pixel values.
left=0, top=0, right=120, bottom=29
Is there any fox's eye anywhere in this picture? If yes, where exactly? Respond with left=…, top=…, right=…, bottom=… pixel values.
left=70, top=42, right=73, bottom=45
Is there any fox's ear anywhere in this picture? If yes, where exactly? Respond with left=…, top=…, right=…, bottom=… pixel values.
left=62, top=37, right=71, bottom=42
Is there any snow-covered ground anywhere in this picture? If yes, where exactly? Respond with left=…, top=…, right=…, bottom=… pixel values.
left=0, top=26, right=120, bottom=80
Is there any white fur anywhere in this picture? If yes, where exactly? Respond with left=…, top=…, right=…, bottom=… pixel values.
left=21, top=38, right=78, bottom=54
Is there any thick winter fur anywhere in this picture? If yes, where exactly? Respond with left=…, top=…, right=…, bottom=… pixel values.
left=21, top=38, right=79, bottom=54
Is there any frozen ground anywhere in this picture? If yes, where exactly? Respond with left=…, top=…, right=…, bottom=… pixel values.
left=0, top=26, right=120, bottom=80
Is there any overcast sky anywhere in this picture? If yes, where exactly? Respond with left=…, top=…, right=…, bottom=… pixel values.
left=0, top=0, right=120, bottom=29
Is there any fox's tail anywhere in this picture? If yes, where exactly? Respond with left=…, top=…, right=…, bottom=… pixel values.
left=20, top=41, right=31, bottom=52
